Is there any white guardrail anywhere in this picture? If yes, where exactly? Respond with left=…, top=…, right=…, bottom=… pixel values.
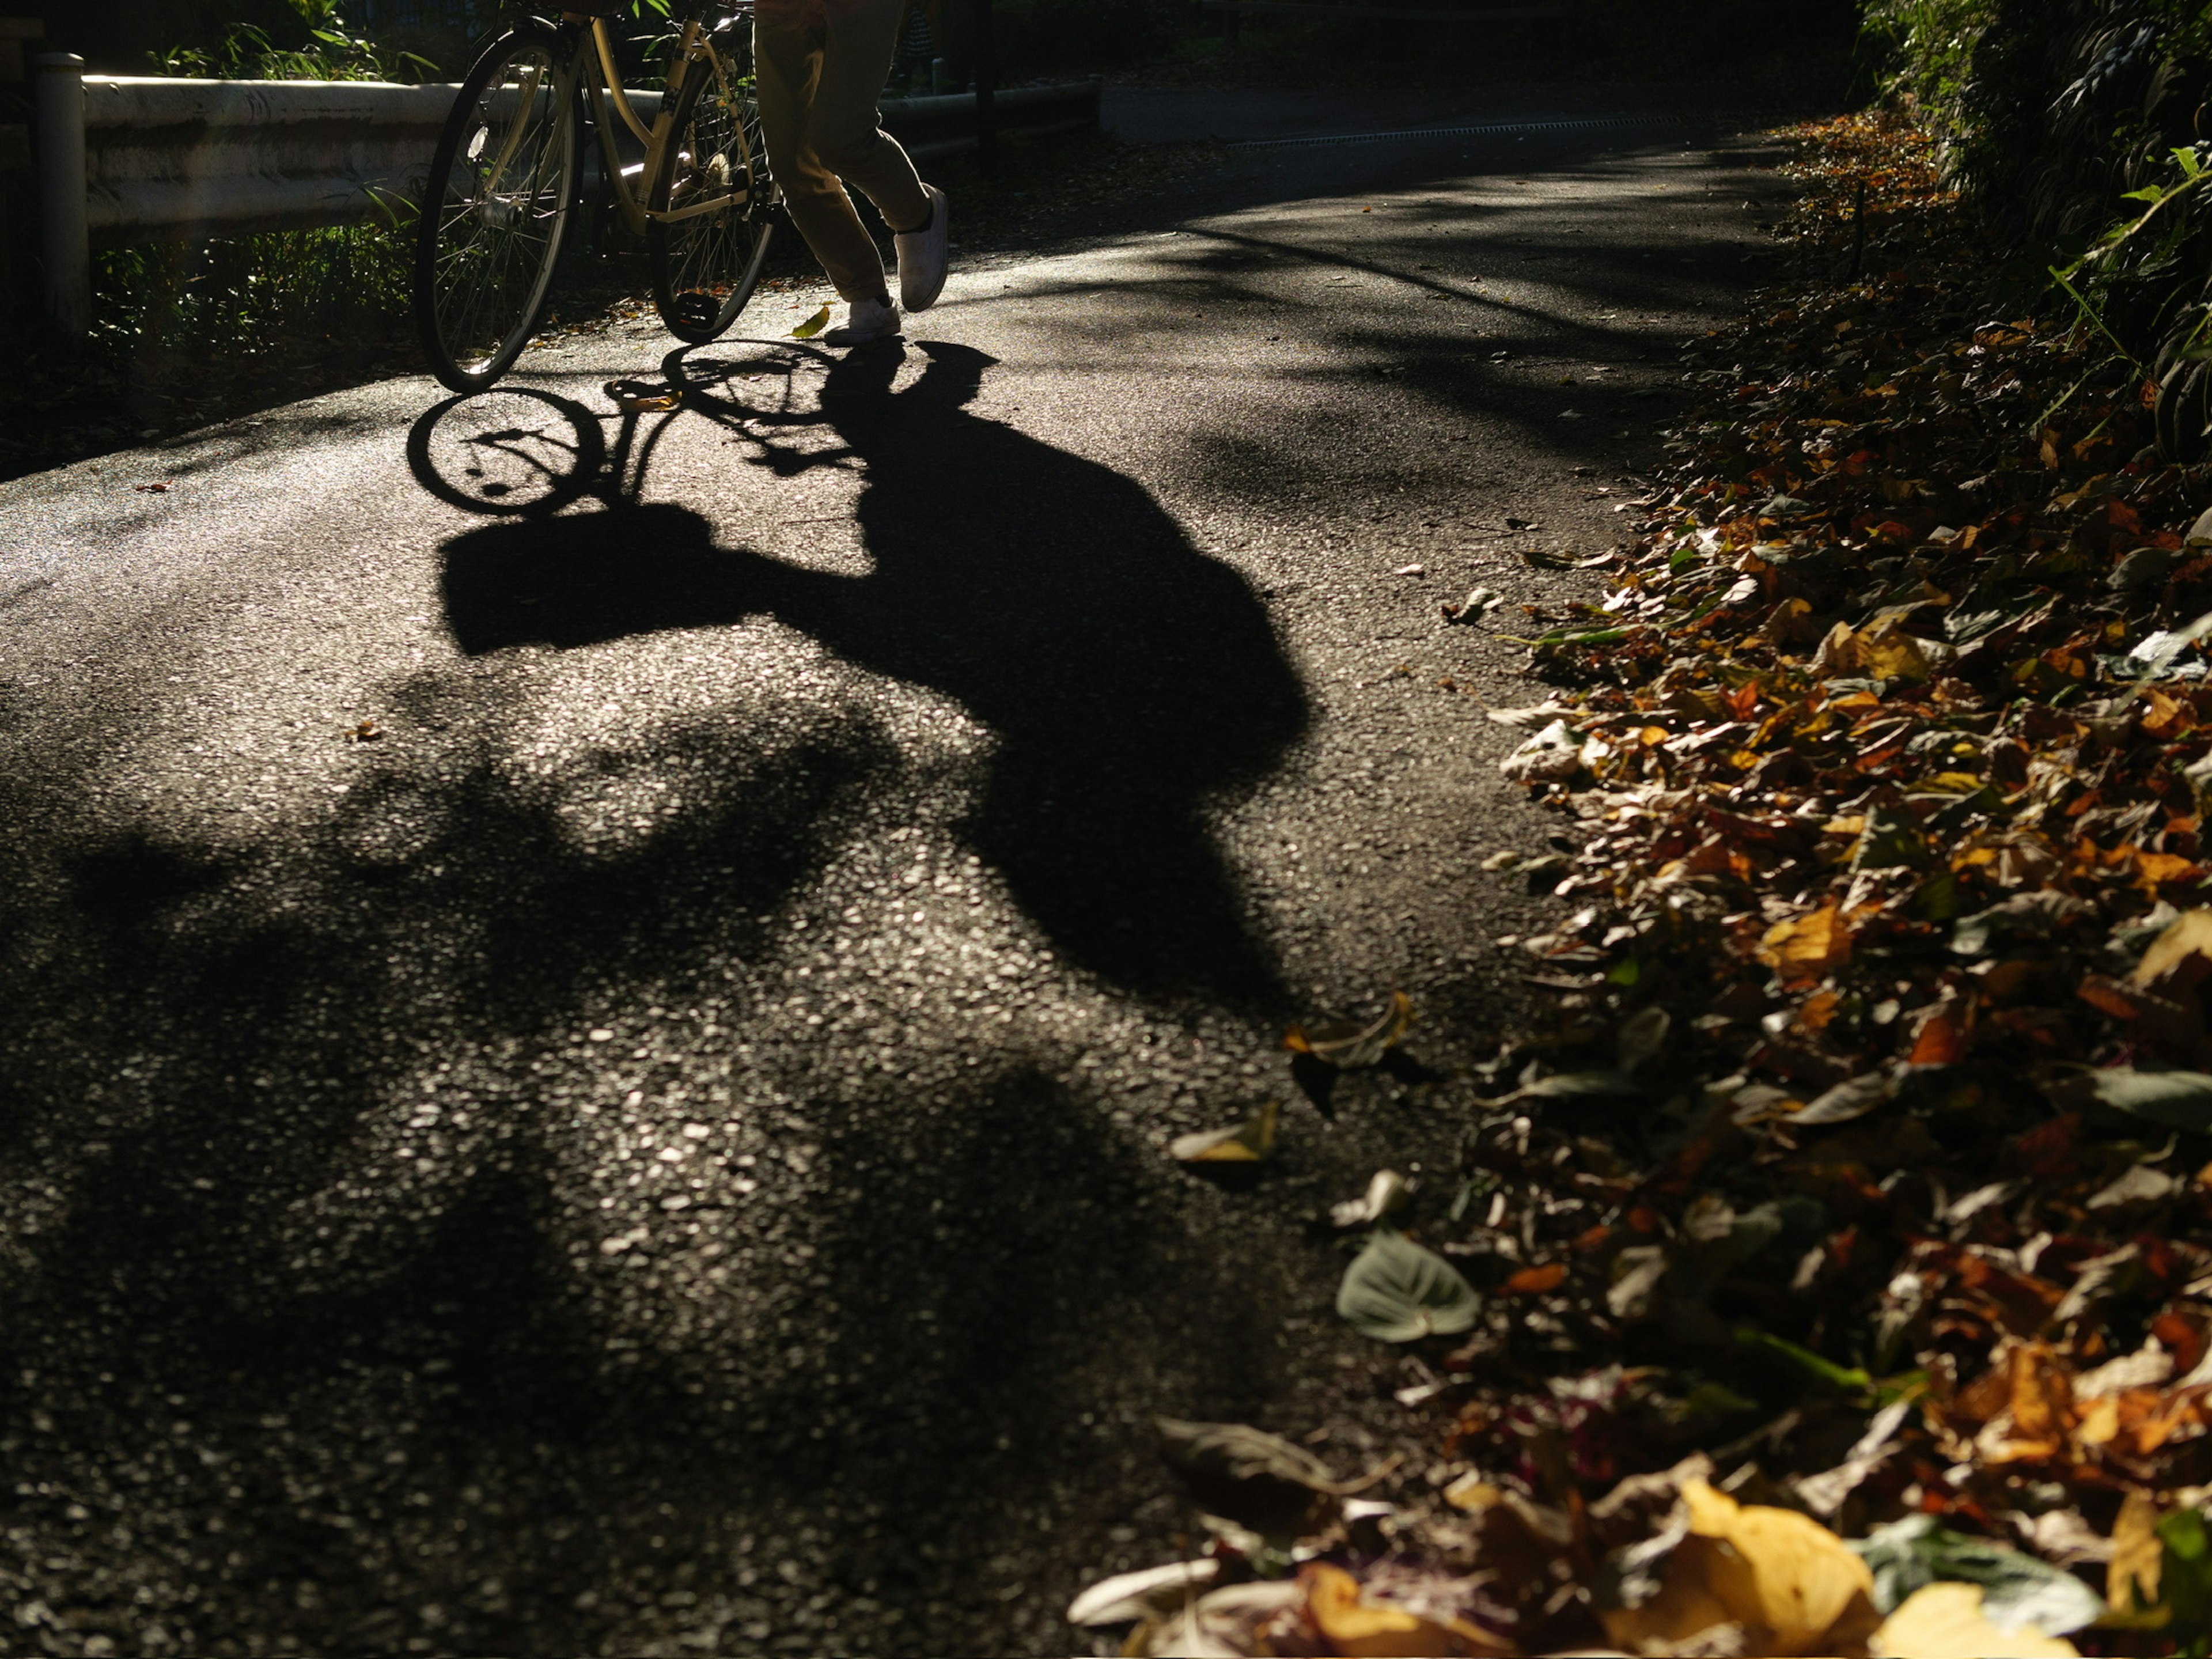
left=29, top=54, right=1099, bottom=336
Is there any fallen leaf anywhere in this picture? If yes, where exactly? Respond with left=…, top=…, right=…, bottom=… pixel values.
left=2084, top=1068, right=2212, bottom=1131
left=1486, top=702, right=1577, bottom=726
left=1285, top=992, right=1414, bottom=1069
left=1154, top=1418, right=1344, bottom=1536
left=1853, top=1512, right=2103, bottom=1634
left=1337, top=1229, right=1482, bottom=1342
left=1331, top=1169, right=1410, bottom=1229
left=1298, top=1562, right=1506, bottom=1658
left=1756, top=903, right=1853, bottom=986
left=1066, top=1558, right=1218, bottom=1627
left=1791, top=1070, right=1892, bottom=1126
left=1498, top=719, right=1585, bottom=785
left=603, top=379, right=681, bottom=413
left=1503, top=1262, right=1567, bottom=1295
left=1606, top=1477, right=1880, bottom=1655
left=790, top=304, right=832, bottom=339
left=2109, top=1491, right=2161, bottom=1614
left=1869, top=1582, right=2080, bottom=1657
left=2134, top=908, right=2212, bottom=988
left=1170, top=1100, right=1280, bottom=1164
left=1617, top=1005, right=1672, bottom=1073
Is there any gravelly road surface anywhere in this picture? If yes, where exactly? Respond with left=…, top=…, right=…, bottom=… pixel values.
left=0, top=107, right=1793, bottom=1656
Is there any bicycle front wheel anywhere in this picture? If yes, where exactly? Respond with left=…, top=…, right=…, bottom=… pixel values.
left=415, top=25, right=581, bottom=393
left=647, top=31, right=777, bottom=345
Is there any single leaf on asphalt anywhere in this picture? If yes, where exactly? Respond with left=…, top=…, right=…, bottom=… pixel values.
left=1330, top=1169, right=1410, bottom=1229
left=1497, top=719, right=1584, bottom=783
left=1285, top=992, right=1413, bottom=1069
left=2086, top=1068, right=2212, bottom=1131
left=1065, top=1558, right=1218, bottom=1627
left=1486, top=702, right=1577, bottom=726
left=790, top=304, right=832, bottom=339
left=1870, top=1583, right=2079, bottom=1658
left=1154, top=1418, right=1343, bottom=1536
left=604, top=379, right=680, bottom=413
left=1337, top=1229, right=1482, bottom=1342
left=1170, top=1100, right=1280, bottom=1163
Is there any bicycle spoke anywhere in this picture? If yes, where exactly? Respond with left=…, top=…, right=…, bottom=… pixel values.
left=415, top=33, right=576, bottom=387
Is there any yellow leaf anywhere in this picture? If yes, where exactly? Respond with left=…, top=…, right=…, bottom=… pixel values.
left=1756, top=903, right=1853, bottom=987
left=790, top=303, right=832, bottom=339
left=1862, top=626, right=1933, bottom=682
left=2077, top=1395, right=2120, bottom=1446
left=1169, top=1100, right=1280, bottom=1164
left=1298, top=1563, right=1509, bottom=1658
left=1606, top=1479, right=1879, bottom=1656
left=2134, top=908, right=2212, bottom=988
left=1870, top=1582, right=2078, bottom=1657
left=2109, top=1490, right=2162, bottom=1613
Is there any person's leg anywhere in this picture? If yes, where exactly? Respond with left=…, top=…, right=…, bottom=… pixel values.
left=807, top=0, right=931, bottom=236
left=752, top=4, right=893, bottom=303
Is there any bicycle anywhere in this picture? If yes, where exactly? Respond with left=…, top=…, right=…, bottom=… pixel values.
left=413, top=0, right=780, bottom=393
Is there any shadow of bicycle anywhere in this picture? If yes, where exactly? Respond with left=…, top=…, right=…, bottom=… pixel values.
left=406, top=337, right=1309, bottom=1002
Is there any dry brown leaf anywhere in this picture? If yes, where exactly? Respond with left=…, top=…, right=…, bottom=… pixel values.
left=1503, top=1262, right=1569, bottom=1295
left=1868, top=1582, right=2079, bottom=1658
left=1285, top=993, right=1415, bottom=1069
left=1906, top=1006, right=1965, bottom=1065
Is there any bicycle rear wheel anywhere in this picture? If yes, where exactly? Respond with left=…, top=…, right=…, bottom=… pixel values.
left=415, top=25, right=581, bottom=393
left=647, top=31, right=777, bottom=345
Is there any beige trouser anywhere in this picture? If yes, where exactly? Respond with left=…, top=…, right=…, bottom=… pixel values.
left=754, top=0, right=931, bottom=303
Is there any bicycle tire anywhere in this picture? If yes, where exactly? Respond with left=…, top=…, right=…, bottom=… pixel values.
left=646, top=28, right=777, bottom=345
left=414, top=24, right=581, bottom=393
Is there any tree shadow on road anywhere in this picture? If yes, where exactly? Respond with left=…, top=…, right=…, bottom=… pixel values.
left=430, top=339, right=1309, bottom=1005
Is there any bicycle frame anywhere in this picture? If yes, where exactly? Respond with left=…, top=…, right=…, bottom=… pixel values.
left=563, top=10, right=760, bottom=233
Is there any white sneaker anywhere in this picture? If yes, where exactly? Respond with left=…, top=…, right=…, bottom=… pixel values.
left=895, top=184, right=949, bottom=312
left=824, top=294, right=903, bottom=346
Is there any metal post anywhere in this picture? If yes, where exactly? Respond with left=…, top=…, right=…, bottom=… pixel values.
left=972, top=0, right=995, bottom=173
left=33, top=52, right=88, bottom=340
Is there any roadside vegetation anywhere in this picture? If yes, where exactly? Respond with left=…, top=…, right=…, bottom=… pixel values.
left=1061, top=6, right=2212, bottom=1657
left=0, top=0, right=1222, bottom=480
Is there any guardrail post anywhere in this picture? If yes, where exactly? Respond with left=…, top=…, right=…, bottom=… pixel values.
left=972, top=0, right=995, bottom=173
left=32, top=52, right=87, bottom=340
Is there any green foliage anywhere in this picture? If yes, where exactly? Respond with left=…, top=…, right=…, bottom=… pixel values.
left=93, top=223, right=412, bottom=360
left=1870, top=0, right=2212, bottom=456
left=153, top=17, right=436, bottom=81
left=1858, top=0, right=1998, bottom=115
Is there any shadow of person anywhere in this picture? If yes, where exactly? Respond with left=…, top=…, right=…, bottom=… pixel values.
left=438, top=341, right=1308, bottom=1003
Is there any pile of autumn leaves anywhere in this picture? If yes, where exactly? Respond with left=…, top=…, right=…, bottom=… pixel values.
left=1062, top=114, right=2212, bottom=1658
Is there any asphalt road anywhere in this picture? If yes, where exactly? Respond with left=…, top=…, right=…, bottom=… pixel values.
left=0, top=107, right=1793, bottom=1656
